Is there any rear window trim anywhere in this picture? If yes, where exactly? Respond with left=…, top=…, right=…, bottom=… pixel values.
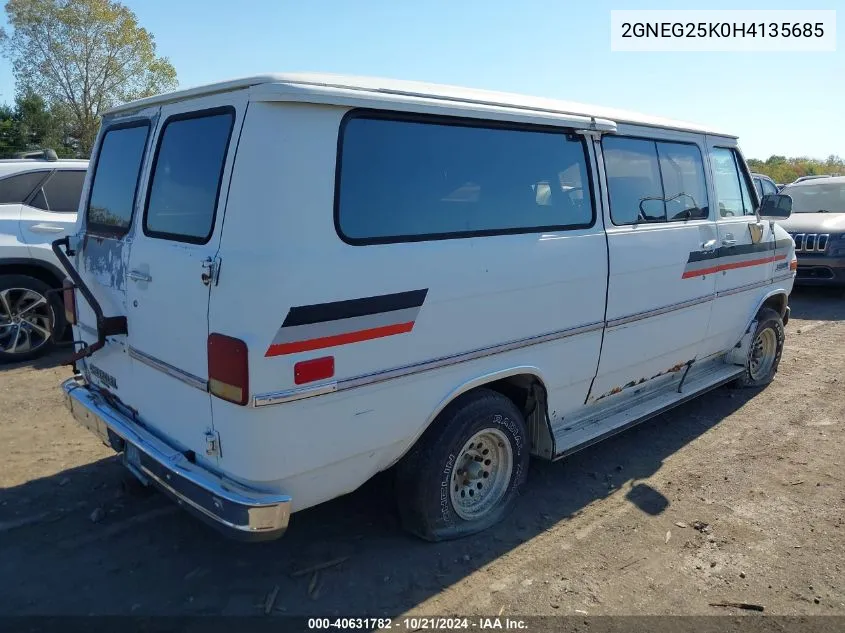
left=141, top=105, right=236, bottom=245
left=333, top=108, right=598, bottom=246
left=85, top=118, right=152, bottom=237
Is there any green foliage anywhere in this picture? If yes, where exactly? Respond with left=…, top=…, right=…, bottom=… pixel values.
left=0, top=90, right=77, bottom=157
left=2, top=0, right=178, bottom=154
left=747, top=155, right=845, bottom=185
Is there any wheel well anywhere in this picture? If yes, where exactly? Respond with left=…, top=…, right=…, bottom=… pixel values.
left=761, top=293, right=787, bottom=319
left=0, top=261, right=65, bottom=290
left=474, top=373, right=552, bottom=459
left=483, top=374, right=542, bottom=416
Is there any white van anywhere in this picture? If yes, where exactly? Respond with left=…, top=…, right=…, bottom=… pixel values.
left=56, top=74, right=796, bottom=541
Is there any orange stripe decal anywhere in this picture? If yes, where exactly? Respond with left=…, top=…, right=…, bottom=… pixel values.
left=266, top=321, right=415, bottom=357
left=682, top=254, right=786, bottom=279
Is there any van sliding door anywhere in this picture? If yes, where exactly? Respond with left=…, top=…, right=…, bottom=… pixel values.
left=589, top=133, right=717, bottom=402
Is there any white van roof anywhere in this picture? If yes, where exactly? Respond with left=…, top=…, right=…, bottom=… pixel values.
left=106, top=73, right=734, bottom=138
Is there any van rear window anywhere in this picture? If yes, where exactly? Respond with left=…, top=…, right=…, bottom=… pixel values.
left=336, top=113, right=594, bottom=244
left=143, top=108, right=235, bottom=244
left=86, top=122, right=150, bottom=233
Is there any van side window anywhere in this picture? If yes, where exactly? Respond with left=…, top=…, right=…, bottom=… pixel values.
left=87, top=123, right=150, bottom=233
left=711, top=148, right=757, bottom=217
left=602, top=137, right=708, bottom=225
left=144, top=108, right=234, bottom=244
left=657, top=142, right=709, bottom=221
left=335, top=114, right=594, bottom=244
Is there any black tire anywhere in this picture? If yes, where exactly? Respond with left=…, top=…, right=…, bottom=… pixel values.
left=732, top=307, right=785, bottom=388
left=0, top=274, right=60, bottom=363
left=395, top=388, right=530, bottom=541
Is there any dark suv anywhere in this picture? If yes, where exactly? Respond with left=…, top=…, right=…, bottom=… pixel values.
left=777, top=176, right=845, bottom=286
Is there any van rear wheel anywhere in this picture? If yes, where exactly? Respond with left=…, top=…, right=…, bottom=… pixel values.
left=396, top=388, right=529, bottom=541
left=732, top=307, right=785, bottom=388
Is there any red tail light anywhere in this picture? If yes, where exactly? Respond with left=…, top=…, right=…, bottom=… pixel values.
left=208, top=333, right=249, bottom=405
left=294, top=356, right=335, bottom=385
left=62, top=279, right=77, bottom=325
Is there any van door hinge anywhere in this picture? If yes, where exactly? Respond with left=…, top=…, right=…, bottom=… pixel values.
left=201, top=256, right=221, bottom=287
left=204, top=430, right=221, bottom=458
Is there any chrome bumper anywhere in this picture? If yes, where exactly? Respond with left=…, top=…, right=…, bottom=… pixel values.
left=61, top=376, right=292, bottom=541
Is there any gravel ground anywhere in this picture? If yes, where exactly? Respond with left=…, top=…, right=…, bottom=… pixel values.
left=0, top=287, right=843, bottom=618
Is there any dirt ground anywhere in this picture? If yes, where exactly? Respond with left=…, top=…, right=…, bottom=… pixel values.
left=1, top=287, right=843, bottom=619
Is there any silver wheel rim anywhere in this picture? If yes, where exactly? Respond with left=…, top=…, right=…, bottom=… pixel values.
left=0, top=288, right=52, bottom=355
left=449, top=428, right=513, bottom=521
left=749, top=327, right=777, bottom=380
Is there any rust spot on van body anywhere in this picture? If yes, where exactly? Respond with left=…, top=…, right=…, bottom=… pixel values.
left=588, top=359, right=694, bottom=403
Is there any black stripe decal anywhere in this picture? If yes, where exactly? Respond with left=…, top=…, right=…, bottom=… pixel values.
left=281, top=289, right=429, bottom=327
left=687, top=239, right=777, bottom=263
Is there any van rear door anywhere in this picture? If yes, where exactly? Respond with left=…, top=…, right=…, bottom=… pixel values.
left=74, top=94, right=246, bottom=459
left=74, top=109, right=159, bottom=413
left=122, top=95, right=245, bottom=457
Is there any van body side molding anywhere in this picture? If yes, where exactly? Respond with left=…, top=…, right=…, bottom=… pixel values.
left=129, top=346, right=208, bottom=392
left=253, top=320, right=605, bottom=407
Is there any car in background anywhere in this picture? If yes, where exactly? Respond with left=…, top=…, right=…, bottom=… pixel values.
left=752, top=172, right=779, bottom=199
left=791, top=175, right=832, bottom=185
left=776, top=176, right=845, bottom=286
left=0, top=151, right=88, bottom=361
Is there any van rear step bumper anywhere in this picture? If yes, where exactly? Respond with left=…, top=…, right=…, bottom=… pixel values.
left=61, top=376, right=291, bottom=541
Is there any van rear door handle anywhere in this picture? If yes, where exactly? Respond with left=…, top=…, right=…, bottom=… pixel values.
left=722, top=238, right=737, bottom=246
left=128, top=270, right=152, bottom=283
left=29, top=223, right=66, bottom=233
left=701, top=239, right=717, bottom=251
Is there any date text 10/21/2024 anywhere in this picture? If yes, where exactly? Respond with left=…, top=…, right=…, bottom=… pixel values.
left=307, top=617, right=529, bottom=630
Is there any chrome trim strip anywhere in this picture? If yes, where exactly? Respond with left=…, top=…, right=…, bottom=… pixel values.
left=129, top=346, right=208, bottom=392
left=256, top=382, right=338, bottom=406
left=253, top=320, right=605, bottom=407
left=254, top=273, right=795, bottom=408
left=716, top=275, right=794, bottom=299
left=606, top=295, right=712, bottom=329
left=716, top=278, right=772, bottom=298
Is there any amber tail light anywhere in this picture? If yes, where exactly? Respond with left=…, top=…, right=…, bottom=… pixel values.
left=62, top=279, right=77, bottom=325
left=208, top=333, right=249, bottom=406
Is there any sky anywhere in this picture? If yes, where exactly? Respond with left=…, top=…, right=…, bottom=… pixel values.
left=0, top=0, right=842, bottom=160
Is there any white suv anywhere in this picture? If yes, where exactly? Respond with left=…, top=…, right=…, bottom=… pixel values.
left=0, top=151, right=88, bottom=361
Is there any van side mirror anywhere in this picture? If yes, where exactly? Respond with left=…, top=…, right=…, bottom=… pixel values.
left=759, top=193, right=792, bottom=220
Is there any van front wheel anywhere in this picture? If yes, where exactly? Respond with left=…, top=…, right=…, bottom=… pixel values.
left=396, top=389, right=529, bottom=541
left=732, top=307, right=785, bottom=388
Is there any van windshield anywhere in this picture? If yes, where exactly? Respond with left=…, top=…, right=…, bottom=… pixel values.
left=86, top=122, right=150, bottom=233
left=781, top=182, right=845, bottom=213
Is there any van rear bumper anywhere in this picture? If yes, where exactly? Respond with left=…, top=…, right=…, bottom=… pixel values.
left=61, top=376, right=292, bottom=541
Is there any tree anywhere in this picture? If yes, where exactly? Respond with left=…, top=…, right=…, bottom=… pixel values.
left=0, top=103, right=17, bottom=156
left=749, top=155, right=845, bottom=184
left=0, top=92, right=76, bottom=157
left=13, top=90, right=76, bottom=155
left=1, top=0, right=177, bottom=155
